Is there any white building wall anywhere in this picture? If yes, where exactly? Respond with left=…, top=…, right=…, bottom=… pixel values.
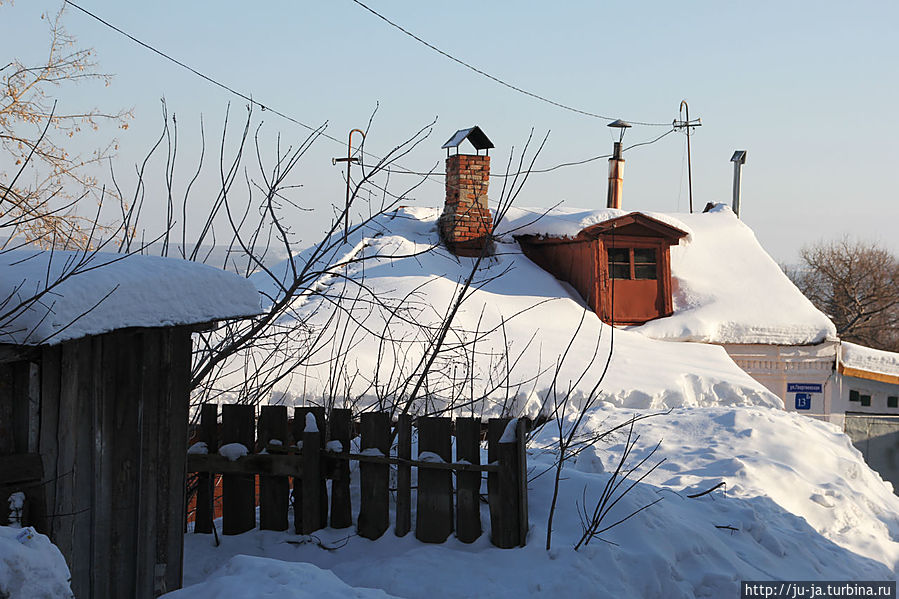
left=722, top=341, right=839, bottom=422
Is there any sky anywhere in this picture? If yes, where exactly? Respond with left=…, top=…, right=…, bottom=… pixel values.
left=3, top=0, right=898, bottom=263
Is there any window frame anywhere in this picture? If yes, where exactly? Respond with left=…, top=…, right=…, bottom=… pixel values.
left=606, top=247, right=658, bottom=281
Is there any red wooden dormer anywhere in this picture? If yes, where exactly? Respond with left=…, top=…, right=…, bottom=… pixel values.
left=516, top=213, right=688, bottom=324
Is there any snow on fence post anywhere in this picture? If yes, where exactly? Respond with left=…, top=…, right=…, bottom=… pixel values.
left=454, top=417, right=482, bottom=543
left=259, top=405, right=289, bottom=531
left=357, top=411, right=390, bottom=540
left=329, top=408, right=353, bottom=529
left=194, top=404, right=218, bottom=534
left=221, top=404, right=256, bottom=535
left=394, top=413, right=412, bottom=537
left=415, top=417, right=453, bottom=543
left=301, top=412, right=322, bottom=535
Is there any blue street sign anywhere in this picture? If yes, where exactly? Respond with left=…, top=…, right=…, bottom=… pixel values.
left=787, top=383, right=823, bottom=393
left=795, top=393, right=812, bottom=410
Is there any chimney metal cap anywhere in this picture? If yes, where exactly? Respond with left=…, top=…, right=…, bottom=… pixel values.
left=731, top=150, right=747, bottom=164
left=441, top=126, right=495, bottom=151
left=607, top=119, right=632, bottom=129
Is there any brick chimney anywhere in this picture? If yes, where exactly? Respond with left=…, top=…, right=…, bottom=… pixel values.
left=438, top=127, right=495, bottom=257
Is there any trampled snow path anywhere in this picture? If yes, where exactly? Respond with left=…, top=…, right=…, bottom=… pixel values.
left=173, top=405, right=899, bottom=599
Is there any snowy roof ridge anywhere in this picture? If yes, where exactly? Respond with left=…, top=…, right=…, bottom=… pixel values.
left=1, top=250, right=262, bottom=346
left=840, top=341, right=899, bottom=379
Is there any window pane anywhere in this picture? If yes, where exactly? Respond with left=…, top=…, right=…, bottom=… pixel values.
left=888, top=396, right=898, bottom=408
left=861, top=395, right=871, bottom=407
left=610, top=263, right=630, bottom=279
left=635, top=264, right=657, bottom=280
left=633, top=248, right=657, bottom=264
left=607, top=248, right=629, bottom=264
left=849, top=390, right=860, bottom=402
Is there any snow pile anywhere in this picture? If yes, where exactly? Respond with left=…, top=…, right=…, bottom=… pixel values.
left=0, top=250, right=261, bottom=345
left=188, top=442, right=209, bottom=455
left=177, top=405, right=899, bottom=598
left=841, top=341, right=899, bottom=377
left=499, top=204, right=837, bottom=345
left=219, top=443, right=249, bottom=461
left=238, top=206, right=779, bottom=414
left=0, top=526, right=73, bottom=599
left=163, top=555, right=399, bottom=599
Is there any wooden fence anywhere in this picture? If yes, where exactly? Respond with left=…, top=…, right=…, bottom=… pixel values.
left=187, top=404, right=528, bottom=548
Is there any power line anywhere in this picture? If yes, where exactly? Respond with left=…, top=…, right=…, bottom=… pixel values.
left=381, top=128, right=676, bottom=178
left=348, top=0, right=671, bottom=127
left=60, top=1, right=677, bottom=188
left=61, top=0, right=429, bottom=176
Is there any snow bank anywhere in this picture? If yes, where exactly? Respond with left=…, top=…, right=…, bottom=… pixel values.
left=230, top=206, right=779, bottom=414
left=0, top=250, right=261, bottom=345
left=0, top=526, right=73, bottom=599
left=841, top=341, right=899, bottom=378
left=162, top=555, right=399, bottom=599
left=179, top=405, right=899, bottom=598
left=499, top=204, right=836, bottom=345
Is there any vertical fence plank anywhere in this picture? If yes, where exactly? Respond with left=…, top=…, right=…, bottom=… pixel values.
left=358, top=412, right=390, bottom=540
left=259, top=405, right=289, bottom=531
left=194, top=404, right=218, bottom=534
left=301, top=415, right=321, bottom=534
left=291, top=408, right=304, bottom=534
left=493, top=418, right=522, bottom=549
left=455, top=417, right=482, bottom=543
left=293, top=407, right=328, bottom=532
left=516, top=418, right=529, bottom=547
left=221, top=404, right=255, bottom=535
left=415, top=417, right=453, bottom=543
left=309, top=407, right=328, bottom=529
left=487, top=418, right=509, bottom=548
left=328, top=408, right=352, bottom=529
left=394, top=414, right=412, bottom=537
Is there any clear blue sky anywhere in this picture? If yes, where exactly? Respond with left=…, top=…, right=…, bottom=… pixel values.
left=4, top=0, right=898, bottom=262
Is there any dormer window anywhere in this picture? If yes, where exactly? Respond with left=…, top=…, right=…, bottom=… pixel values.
left=516, top=213, right=687, bottom=325
left=608, top=247, right=658, bottom=280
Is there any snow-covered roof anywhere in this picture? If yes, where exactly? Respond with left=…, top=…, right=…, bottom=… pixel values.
left=1, top=250, right=262, bottom=346
left=243, top=206, right=781, bottom=413
left=498, top=204, right=837, bottom=345
left=840, top=341, right=899, bottom=379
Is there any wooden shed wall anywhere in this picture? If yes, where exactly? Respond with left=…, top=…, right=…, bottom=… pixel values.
left=0, top=327, right=192, bottom=599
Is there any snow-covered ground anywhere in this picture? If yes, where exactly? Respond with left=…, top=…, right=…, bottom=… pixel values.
left=0, top=526, right=73, bottom=599
left=172, top=405, right=899, bottom=598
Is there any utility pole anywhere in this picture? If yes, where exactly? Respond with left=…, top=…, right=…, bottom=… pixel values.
left=673, top=101, right=701, bottom=213
left=332, top=128, right=365, bottom=241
